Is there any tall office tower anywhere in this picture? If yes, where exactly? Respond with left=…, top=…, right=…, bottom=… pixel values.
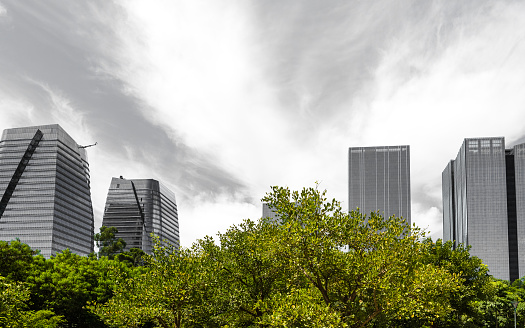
left=442, top=137, right=525, bottom=281
left=102, top=177, right=179, bottom=253
left=262, top=203, right=279, bottom=221
left=0, top=124, right=94, bottom=257
left=348, top=146, right=411, bottom=224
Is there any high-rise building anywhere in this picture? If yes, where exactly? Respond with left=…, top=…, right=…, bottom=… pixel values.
left=0, top=124, right=94, bottom=257
left=102, top=177, right=179, bottom=253
left=442, top=137, right=525, bottom=281
left=262, top=203, right=279, bottom=221
left=348, top=146, right=411, bottom=224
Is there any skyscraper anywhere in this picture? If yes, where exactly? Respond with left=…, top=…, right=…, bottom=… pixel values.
left=102, top=177, right=179, bottom=253
left=0, top=124, right=94, bottom=257
left=262, top=203, right=279, bottom=221
left=348, top=146, right=411, bottom=224
left=442, top=137, right=525, bottom=281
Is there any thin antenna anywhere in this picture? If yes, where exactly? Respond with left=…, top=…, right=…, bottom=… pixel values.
left=78, top=142, right=98, bottom=149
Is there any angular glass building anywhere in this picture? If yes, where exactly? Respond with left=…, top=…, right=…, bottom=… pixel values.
left=442, top=137, right=525, bottom=281
left=348, top=146, right=411, bottom=224
left=0, top=124, right=94, bottom=257
left=102, top=177, right=179, bottom=253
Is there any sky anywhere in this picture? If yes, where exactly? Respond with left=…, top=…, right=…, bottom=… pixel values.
left=1, top=1, right=525, bottom=247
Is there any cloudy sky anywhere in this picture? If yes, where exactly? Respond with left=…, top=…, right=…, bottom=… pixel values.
left=1, top=1, right=525, bottom=247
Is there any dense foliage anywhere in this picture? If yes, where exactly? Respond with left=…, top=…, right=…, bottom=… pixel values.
left=94, top=226, right=127, bottom=259
left=93, top=186, right=466, bottom=327
left=0, top=233, right=144, bottom=327
left=2, top=185, right=524, bottom=327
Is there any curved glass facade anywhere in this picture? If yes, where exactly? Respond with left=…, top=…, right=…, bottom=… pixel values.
left=102, top=177, right=179, bottom=253
left=0, top=124, right=94, bottom=257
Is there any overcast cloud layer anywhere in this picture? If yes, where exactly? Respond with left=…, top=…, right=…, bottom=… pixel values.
left=1, top=0, right=525, bottom=246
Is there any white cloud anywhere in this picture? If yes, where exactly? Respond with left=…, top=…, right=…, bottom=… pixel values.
left=77, top=0, right=525, bottom=246
left=413, top=204, right=442, bottom=240
left=178, top=195, right=260, bottom=246
left=0, top=97, right=36, bottom=130
left=96, top=1, right=309, bottom=211
left=0, top=3, right=6, bottom=17
left=105, top=2, right=356, bottom=203
left=26, top=81, right=94, bottom=146
left=351, top=1, right=525, bottom=237
left=89, top=145, right=159, bottom=231
left=125, top=1, right=285, bottom=157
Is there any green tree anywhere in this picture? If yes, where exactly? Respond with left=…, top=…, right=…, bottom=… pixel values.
left=401, top=239, right=493, bottom=327
left=93, top=185, right=461, bottom=327
left=213, top=219, right=291, bottom=325
left=95, top=226, right=127, bottom=259
left=257, top=287, right=344, bottom=327
left=27, top=249, right=136, bottom=328
left=94, top=237, right=217, bottom=328
left=0, top=276, right=64, bottom=328
left=0, top=239, right=142, bottom=328
left=0, top=239, right=42, bottom=282
left=468, top=279, right=525, bottom=328
left=262, top=185, right=460, bottom=327
left=0, top=276, right=31, bottom=327
left=115, top=247, right=147, bottom=267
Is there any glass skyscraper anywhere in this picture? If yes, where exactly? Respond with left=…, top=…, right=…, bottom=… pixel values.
left=442, top=137, right=525, bottom=281
left=102, top=177, right=179, bottom=253
left=262, top=203, right=279, bottom=221
left=0, top=124, right=94, bottom=257
left=348, top=146, right=411, bottom=224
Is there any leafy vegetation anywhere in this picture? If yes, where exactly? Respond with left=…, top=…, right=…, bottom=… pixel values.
left=94, top=185, right=463, bottom=327
left=1, top=185, right=523, bottom=327
left=0, top=234, right=140, bottom=327
left=94, top=226, right=127, bottom=259
left=0, top=276, right=64, bottom=328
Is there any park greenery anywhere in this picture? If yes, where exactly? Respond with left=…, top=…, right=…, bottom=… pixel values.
left=1, top=185, right=525, bottom=327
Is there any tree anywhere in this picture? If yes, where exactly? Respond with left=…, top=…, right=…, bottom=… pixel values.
left=0, top=239, right=147, bottom=327
left=262, top=185, right=460, bottom=327
left=27, top=249, right=136, bottom=328
left=94, top=226, right=127, bottom=259
left=93, top=236, right=218, bottom=328
left=257, top=287, right=344, bottom=327
left=456, top=277, right=525, bottom=328
left=0, top=276, right=64, bottom=328
left=213, top=219, right=292, bottom=325
left=403, top=239, right=494, bottom=327
left=0, top=239, right=42, bottom=282
left=93, top=185, right=461, bottom=327
left=115, top=247, right=147, bottom=267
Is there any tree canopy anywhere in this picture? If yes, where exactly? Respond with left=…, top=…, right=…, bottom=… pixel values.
left=0, top=185, right=514, bottom=327
left=94, top=185, right=462, bottom=327
left=94, top=226, right=127, bottom=259
left=0, top=239, right=138, bottom=328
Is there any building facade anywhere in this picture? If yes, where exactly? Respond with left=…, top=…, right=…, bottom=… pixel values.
left=102, top=177, right=179, bottom=253
left=442, top=137, right=525, bottom=281
left=0, top=124, right=94, bottom=257
left=262, top=203, right=279, bottom=221
left=348, top=146, right=411, bottom=224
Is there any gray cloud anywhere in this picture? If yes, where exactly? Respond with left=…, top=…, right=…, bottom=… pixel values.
left=247, top=0, right=504, bottom=121
left=2, top=0, right=525, bottom=245
left=246, top=0, right=525, bottom=234
left=248, top=1, right=413, bottom=117
left=0, top=1, right=248, bottom=203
